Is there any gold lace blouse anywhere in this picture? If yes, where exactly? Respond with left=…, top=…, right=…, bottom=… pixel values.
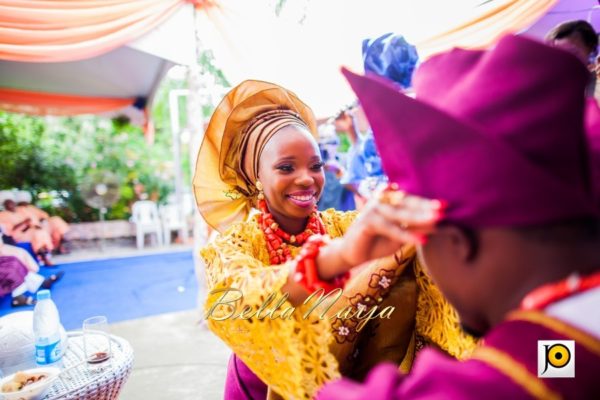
left=200, top=208, right=476, bottom=399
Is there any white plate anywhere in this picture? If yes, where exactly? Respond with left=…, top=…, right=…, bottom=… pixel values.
left=0, top=367, right=60, bottom=400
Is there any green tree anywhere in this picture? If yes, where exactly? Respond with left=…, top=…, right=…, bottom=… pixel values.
left=0, top=53, right=231, bottom=223
left=0, top=111, right=175, bottom=222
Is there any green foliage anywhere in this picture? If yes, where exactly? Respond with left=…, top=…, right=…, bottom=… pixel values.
left=0, top=112, right=175, bottom=222
left=274, top=0, right=288, bottom=16
left=0, top=113, right=76, bottom=192
left=0, top=48, right=232, bottom=223
left=337, top=133, right=351, bottom=153
left=199, top=50, right=230, bottom=89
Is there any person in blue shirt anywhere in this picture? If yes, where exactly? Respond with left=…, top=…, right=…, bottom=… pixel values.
left=317, top=145, right=356, bottom=212
left=340, top=33, right=419, bottom=206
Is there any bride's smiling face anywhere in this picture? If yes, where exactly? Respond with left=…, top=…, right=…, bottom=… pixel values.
left=258, top=125, right=324, bottom=230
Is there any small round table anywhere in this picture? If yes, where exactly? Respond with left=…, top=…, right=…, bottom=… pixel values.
left=44, top=332, right=134, bottom=400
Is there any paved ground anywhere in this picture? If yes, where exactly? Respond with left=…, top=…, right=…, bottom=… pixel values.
left=53, top=242, right=194, bottom=264
left=110, top=310, right=230, bottom=400
left=54, top=242, right=230, bottom=399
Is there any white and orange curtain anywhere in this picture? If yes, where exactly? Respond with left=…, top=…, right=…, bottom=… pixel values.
left=0, top=88, right=134, bottom=115
left=195, top=0, right=559, bottom=117
left=0, top=0, right=205, bottom=62
left=416, top=0, right=559, bottom=58
left=0, top=0, right=561, bottom=118
left=0, top=0, right=557, bottom=64
left=0, top=0, right=206, bottom=116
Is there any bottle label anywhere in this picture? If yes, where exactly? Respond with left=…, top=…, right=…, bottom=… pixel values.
left=36, top=339, right=62, bottom=364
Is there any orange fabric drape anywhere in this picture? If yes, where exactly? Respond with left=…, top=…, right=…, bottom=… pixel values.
left=0, top=88, right=134, bottom=115
left=0, top=0, right=193, bottom=62
left=416, top=0, right=559, bottom=58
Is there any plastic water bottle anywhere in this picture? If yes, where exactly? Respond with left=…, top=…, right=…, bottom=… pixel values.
left=33, top=290, right=63, bottom=365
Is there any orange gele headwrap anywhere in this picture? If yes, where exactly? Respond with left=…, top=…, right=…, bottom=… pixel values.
left=193, top=80, right=317, bottom=232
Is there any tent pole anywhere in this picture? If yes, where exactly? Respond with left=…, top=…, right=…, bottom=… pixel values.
left=169, top=89, right=187, bottom=246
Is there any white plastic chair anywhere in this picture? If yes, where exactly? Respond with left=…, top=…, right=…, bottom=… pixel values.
left=0, top=190, right=15, bottom=209
left=159, top=204, right=188, bottom=245
left=130, top=201, right=163, bottom=249
left=182, top=192, right=195, bottom=220
left=165, top=192, right=194, bottom=220
left=15, top=191, right=32, bottom=204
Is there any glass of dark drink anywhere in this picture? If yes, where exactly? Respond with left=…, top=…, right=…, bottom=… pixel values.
left=83, top=316, right=112, bottom=371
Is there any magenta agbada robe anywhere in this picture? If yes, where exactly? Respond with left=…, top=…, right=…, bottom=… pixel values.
left=315, top=35, right=600, bottom=400
left=317, top=313, right=600, bottom=399
left=317, top=352, right=526, bottom=400
left=342, top=36, right=599, bottom=229
left=224, top=354, right=267, bottom=400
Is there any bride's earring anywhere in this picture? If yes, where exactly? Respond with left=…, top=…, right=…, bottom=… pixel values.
left=256, top=180, right=265, bottom=200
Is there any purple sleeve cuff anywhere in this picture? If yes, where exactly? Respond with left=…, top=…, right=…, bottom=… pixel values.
left=316, top=363, right=402, bottom=400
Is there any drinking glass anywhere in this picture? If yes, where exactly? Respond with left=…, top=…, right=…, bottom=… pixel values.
left=83, top=316, right=112, bottom=371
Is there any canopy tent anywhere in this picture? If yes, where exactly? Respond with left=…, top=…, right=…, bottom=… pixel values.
left=0, top=0, right=205, bottom=255
left=2, top=0, right=597, bottom=122
left=196, top=0, right=598, bottom=118
left=0, top=0, right=198, bottom=139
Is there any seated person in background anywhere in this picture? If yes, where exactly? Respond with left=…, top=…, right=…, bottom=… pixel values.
left=15, top=192, right=70, bottom=254
left=0, top=242, right=63, bottom=307
left=0, top=200, right=54, bottom=265
left=318, top=35, right=599, bottom=399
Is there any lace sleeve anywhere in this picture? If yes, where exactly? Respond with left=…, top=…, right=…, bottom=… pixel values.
left=200, top=219, right=340, bottom=399
left=321, top=208, right=477, bottom=362
left=413, top=261, right=478, bottom=359
left=320, top=208, right=358, bottom=237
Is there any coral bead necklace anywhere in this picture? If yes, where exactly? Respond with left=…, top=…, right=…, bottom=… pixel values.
left=520, top=270, right=600, bottom=311
left=257, top=198, right=326, bottom=265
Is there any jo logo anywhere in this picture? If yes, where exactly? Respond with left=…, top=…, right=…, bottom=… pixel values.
left=537, top=340, right=575, bottom=378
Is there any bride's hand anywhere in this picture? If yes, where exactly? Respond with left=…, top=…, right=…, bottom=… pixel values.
left=318, top=191, right=444, bottom=279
